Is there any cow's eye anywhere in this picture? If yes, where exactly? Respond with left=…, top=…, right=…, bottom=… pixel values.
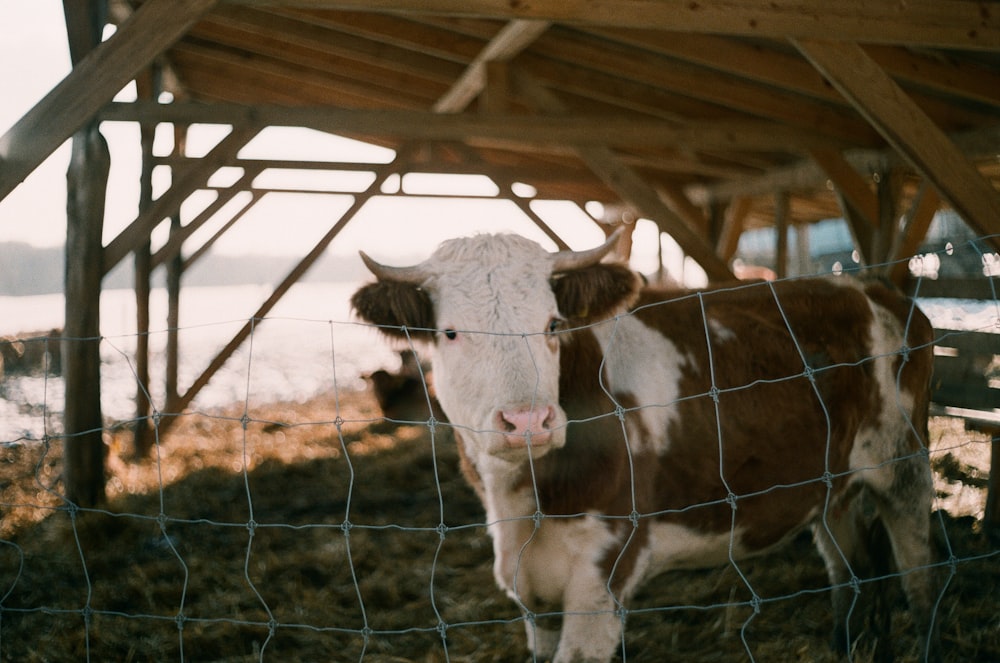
left=546, top=317, right=563, bottom=334
left=443, top=329, right=458, bottom=341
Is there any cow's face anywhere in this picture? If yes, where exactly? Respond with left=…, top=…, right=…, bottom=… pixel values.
left=352, top=232, right=640, bottom=462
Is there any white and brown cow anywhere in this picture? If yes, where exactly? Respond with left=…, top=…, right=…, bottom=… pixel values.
left=351, top=231, right=941, bottom=663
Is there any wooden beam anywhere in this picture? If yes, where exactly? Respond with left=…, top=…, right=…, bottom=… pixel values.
left=434, top=19, right=550, bottom=113
left=888, top=182, right=940, bottom=285
left=794, top=39, right=1000, bottom=248
left=224, top=1, right=1000, bottom=50
left=774, top=192, right=789, bottom=279
left=99, top=101, right=847, bottom=152
left=809, top=149, right=878, bottom=225
left=149, top=167, right=264, bottom=270
left=164, top=147, right=414, bottom=422
left=715, top=196, right=751, bottom=261
left=580, top=146, right=734, bottom=281
left=63, top=0, right=107, bottom=65
left=691, top=124, right=1000, bottom=205
left=658, top=184, right=709, bottom=235
left=0, top=0, right=218, bottom=201
left=102, top=124, right=260, bottom=274
left=181, top=192, right=265, bottom=271
left=63, top=124, right=110, bottom=507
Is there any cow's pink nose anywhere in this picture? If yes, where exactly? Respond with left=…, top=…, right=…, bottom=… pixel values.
left=497, top=406, right=555, bottom=447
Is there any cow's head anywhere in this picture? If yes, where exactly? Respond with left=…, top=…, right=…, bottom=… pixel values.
left=351, top=231, right=640, bottom=462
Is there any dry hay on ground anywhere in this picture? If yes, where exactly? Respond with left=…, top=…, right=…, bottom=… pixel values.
left=1, top=392, right=998, bottom=662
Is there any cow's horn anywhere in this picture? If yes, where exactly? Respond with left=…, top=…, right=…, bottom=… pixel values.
left=551, top=227, right=624, bottom=272
left=359, top=251, right=429, bottom=284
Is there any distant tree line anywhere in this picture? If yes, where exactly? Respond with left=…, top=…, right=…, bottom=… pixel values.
left=0, top=243, right=370, bottom=296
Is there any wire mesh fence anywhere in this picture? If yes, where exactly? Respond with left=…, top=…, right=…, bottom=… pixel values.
left=2, top=238, right=999, bottom=662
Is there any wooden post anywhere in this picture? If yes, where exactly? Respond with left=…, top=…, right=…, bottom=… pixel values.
left=63, top=121, right=110, bottom=507
left=987, top=436, right=999, bottom=532
left=131, top=64, right=162, bottom=456
left=165, top=125, right=188, bottom=413
left=774, top=192, right=789, bottom=279
left=132, top=115, right=156, bottom=457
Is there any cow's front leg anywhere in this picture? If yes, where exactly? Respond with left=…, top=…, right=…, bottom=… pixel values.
left=524, top=610, right=560, bottom=661
left=551, top=570, right=624, bottom=663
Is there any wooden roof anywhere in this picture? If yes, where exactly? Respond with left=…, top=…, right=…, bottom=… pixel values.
left=3, top=1, right=1000, bottom=279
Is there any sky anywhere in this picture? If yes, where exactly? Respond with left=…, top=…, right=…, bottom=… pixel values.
left=0, top=1, right=677, bottom=274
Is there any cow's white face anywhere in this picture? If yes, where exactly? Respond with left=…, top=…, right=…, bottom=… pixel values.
left=423, top=235, right=567, bottom=460
left=352, top=231, right=639, bottom=464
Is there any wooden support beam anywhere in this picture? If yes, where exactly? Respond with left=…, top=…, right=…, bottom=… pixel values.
left=181, top=192, right=265, bottom=270
left=794, top=39, right=1000, bottom=250
left=873, top=167, right=904, bottom=265
left=888, top=182, right=940, bottom=285
left=63, top=124, right=110, bottom=507
left=226, top=1, right=1000, bottom=50
left=164, top=125, right=189, bottom=409
left=434, top=19, right=550, bottom=113
left=809, top=149, right=878, bottom=225
left=161, top=147, right=414, bottom=425
left=149, top=166, right=264, bottom=270
left=99, top=101, right=847, bottom=153
left=132, top=106, right=157, bottom=458
left=658, top=184, right=709, bottom=236
left=61, top=0, right=109, bottom=508
left=513, top=73, right=733, bottom=281
left=579, top=146, right=734, bottom=281
left=774, top=192, right=789, bottom=279
left=102, top=124, right=260, bottom=274
left=715, top=197, right=751, bottom=262
left=0, top=0, right=218, bottom=201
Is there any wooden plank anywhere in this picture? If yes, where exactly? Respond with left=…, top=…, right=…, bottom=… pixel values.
left=0, top=0, right=219, bottom=201
left=866, top=45, right=1000, bottom=109
left=99, top=100, right=847, bottom=152
left=434, top=19, right=550, bottom=112
left=794, top=39, right=1000, bottom=248
left=526, top=29, right=878, bottom=146
left=227, top=1, right=1000, bottom=50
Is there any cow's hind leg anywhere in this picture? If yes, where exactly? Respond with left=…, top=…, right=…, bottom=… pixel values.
left=868, top=454, right=943, bottom=663
left=812, top=487, right=870, bottom=657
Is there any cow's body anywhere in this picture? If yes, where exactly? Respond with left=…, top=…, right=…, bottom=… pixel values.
left=352, top=232, right=940, bottom=663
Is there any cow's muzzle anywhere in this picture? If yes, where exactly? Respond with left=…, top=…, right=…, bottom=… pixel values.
left=495, top=405, right=557, bottom=449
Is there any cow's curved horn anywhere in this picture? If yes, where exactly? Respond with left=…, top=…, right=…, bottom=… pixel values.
left=551, top=227, right=624, bottom=272
left=359, top=251, right=429, bottom=284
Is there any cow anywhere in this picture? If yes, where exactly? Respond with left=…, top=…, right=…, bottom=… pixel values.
left=351, top=231, right=941, bottom=663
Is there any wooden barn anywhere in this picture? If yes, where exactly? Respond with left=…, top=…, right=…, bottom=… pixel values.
left=1, top=0, right=999, bottom=519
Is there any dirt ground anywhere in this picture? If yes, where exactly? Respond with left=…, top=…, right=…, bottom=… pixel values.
left=1, top=391, right=997, bottom=663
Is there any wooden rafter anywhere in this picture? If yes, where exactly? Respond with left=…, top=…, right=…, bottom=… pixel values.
left=100, top=101, right=848, bottom=152
left=795, top=39, right=1000, bottom=247
left=223, top=1, right=1000, bottom=50
left=434, top=19, right=550, bottom=112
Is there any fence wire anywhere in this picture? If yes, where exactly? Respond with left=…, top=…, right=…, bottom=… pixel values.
left=2, top=239, right=999, bottom=663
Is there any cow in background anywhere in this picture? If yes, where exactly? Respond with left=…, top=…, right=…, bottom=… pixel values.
left=365, top=350, right=445, bottom=425
left=352, top=231, right=941, bottom=663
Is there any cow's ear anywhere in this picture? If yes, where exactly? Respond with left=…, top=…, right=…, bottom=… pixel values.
left=351, top=281, right=436, bottom=341
left=551, top=263, right=641, bottom=324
